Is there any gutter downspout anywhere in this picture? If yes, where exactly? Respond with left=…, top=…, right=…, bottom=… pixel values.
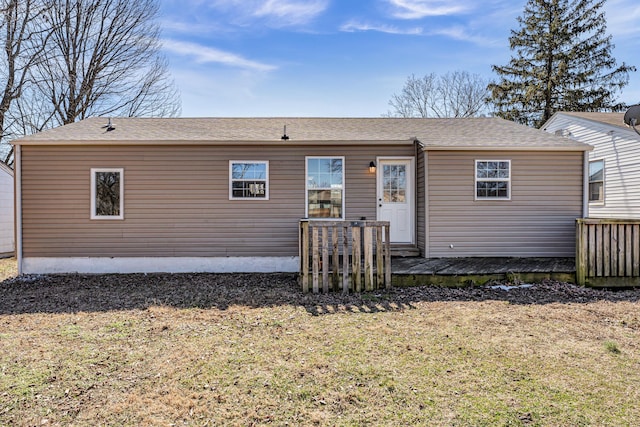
left=15, top=144, right=22, bottom=275
left=414, top=140, right=419, bottom=250
left=415, top=139, right=428, bottom=258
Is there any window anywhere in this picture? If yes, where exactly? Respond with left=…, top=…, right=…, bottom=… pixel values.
left=589, top=160, right=604, bottom=203
left=306, top=157, right=344, bottom=219
left=383, top=164, right=407, bottom=203
left=230, top=161, right=269, bottom=199
left=475, top=160, right=510, bottom=200
left=91, top=168, right=123, bottom=219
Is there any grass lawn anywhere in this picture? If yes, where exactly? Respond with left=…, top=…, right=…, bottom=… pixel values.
left=1, top=257, right=639, bottom=426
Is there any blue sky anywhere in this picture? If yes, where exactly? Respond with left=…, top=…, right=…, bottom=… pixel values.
left=159, top=0, right=640, bottom=118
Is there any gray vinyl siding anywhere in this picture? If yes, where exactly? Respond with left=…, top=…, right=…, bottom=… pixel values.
left=543, top=114, right=640, bottom=219
left=21, top=144, right=413, bottom=257
left=427, top=151, right=583, bottom=257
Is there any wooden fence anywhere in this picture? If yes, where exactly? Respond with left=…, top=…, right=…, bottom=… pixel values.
left=299, top=220, right=391, bottom=293
left=576, top=218, right=640, bottom=287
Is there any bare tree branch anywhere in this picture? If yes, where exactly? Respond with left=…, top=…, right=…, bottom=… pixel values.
left=385, top=73, right=437, bottom=118
left=0, top=0, right=52, bottom=166
left=1, top=0, right=181, bottom=167
left=31, top=0, right=180, bottom=126
left=12, top=0, right=180, bottom=137
left=385, top=71, right=489, bottom=118
left=435, top=71, right=489, bottom=118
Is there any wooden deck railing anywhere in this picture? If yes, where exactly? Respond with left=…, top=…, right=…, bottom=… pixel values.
left=576, top=218, right=640, bottom=287
left=299, top=220, right=391, bottom=293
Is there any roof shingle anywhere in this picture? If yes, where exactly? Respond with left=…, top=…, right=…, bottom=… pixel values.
left=13, top=116, right=590, bottom=151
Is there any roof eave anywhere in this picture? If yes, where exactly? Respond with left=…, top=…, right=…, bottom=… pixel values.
left=422, top=145, right=592, bottom=152
left=12, top=139, right=418, bottom=146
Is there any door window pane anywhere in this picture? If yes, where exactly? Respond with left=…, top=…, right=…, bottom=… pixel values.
left=383, top=164, right=406, bottom=203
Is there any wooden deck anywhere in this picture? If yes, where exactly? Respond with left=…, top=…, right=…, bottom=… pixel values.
left=392, top=257, right=576, bottom=287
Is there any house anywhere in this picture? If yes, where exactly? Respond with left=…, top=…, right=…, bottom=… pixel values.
left=542, top=112, right=640, bottom=219
left=0, top=161, right=14, bottom=257
left=11, top=117, right=590, bottom=274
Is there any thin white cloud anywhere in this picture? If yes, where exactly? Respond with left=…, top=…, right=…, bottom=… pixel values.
left=340, top=20, right=423, bottom=35
left=339, top=20, right=499, bottom=46
left=162, top=39, right=277, bottom=72
left=387, top=0, right=471, bottom=19
left=159, top=19, right=228, bottom=36
left=210, top=0, right=329, bottom=27
left=254, top=0, right=329, bottom=25
left=604, top=0, right=640, bottom=38
left=426, top=25, right=498, bottom=47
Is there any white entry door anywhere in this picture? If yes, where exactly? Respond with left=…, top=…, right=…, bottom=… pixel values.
left=377, top=158, right=414, bottom=243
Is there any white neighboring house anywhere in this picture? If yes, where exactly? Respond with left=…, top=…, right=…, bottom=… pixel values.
left=0, top=161, right=14, bottom=256
left=542, top=112, right=640, bottom=219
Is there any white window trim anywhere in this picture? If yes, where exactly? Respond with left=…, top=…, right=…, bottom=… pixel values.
left=91, top=168, right=124, bottom=220
left=588, top=158, right=605, bottom=205
left=474, top=160, right=511, bottom=201
left=305, top=156, right=346, bottom=220
left=229, top=160, right=270, bottom=200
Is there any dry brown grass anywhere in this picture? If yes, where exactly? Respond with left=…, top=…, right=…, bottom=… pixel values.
left=1, top=257, right=639, bottom=426
left=0, top=256, right=16, bottom=281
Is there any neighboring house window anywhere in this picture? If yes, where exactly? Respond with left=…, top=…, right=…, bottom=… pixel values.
left=91, top=168, right=123, bottom=219
left=589, top=160, right=604, bottom=203
left=475, top=160, right=510, bottom=200
left=230, top=161, right=269, bottom=199
left=306, top=157, right=344, bottom=219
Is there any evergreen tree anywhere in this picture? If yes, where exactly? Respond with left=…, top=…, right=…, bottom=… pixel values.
left=488, top=0, right=635, bottom=127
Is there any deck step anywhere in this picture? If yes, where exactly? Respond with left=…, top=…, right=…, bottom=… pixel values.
left=390, top=245, right=420, bottom=257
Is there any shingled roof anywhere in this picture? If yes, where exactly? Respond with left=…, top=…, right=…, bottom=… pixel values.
left=547, top=112, right=628, bottom=130
left=13, top=116, right=590, bottom=151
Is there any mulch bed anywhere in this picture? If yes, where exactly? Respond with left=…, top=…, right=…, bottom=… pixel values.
left=1, top=273, right=639, bottom=315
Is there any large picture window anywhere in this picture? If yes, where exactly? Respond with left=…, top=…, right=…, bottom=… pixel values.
left=306, top=157, right=344, bottom=219
left=230, top=161, right=269, bottom=199
left=91, top=168, right=123, bottom=219
left=475, top=160, right=510, bottom=200
left=589, top=160, right=604, bottom=203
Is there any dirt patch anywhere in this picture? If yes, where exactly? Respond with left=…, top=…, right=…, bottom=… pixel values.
left=2, top=257, right=638, bottom=315
left=1, top=268, right=639, bottom=315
